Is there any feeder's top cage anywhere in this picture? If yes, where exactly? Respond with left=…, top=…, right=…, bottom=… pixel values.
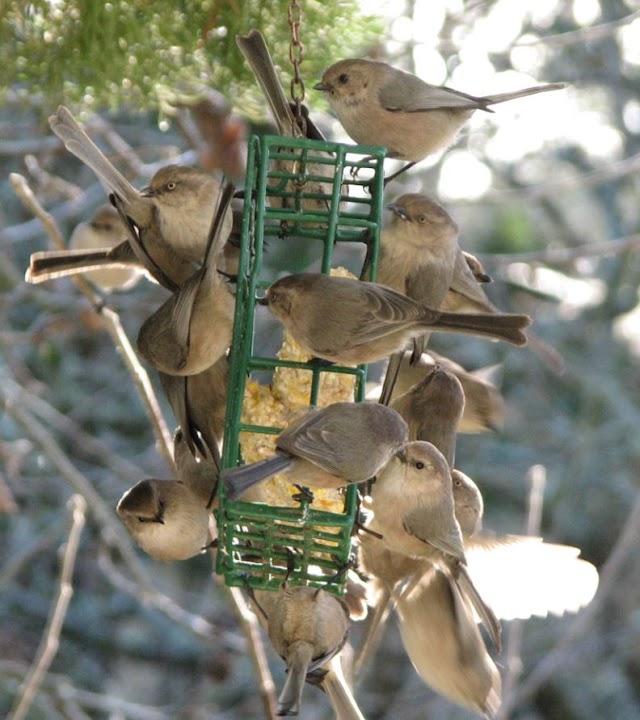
left=215, top=133, right=386, bottom=595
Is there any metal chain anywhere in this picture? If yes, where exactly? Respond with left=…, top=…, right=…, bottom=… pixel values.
left=288, top=0, right=307, bottom=134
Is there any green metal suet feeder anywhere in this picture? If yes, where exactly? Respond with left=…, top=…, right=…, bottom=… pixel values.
left=215, top=134, right=386, bottom=596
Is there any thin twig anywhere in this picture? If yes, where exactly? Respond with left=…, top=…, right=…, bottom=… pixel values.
left=513, top=9, right=640, bottom=48
left=1, top=395, right=160, bottom=587
left=82, top=114, right=198, bottom=177
left=497, top=465, right=546, bottom=720
left=8, top=494, right=87, bottom=720
left=96, top=544, right=243, bottom=647
left=99, top=306, right=174, bottom=466
left=215, top=574, right=278, bottom=719
left=1, top=183, right=102, bottom=245
left=9, top=172, right=173, bottom=466
left=10, top=172, right=98, bottom=298
left=1, top=661, right=173, bottom=720
left=2, top=395, right=237, bottom=648
left=3, top=376, right=146, bottom=482
left=24, top=153, right=83, bottom=201
left=0, top=518, right=63, bottom=591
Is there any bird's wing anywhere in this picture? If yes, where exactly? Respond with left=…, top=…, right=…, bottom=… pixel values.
left=171, top=270, right=203, bottom=350
left=464, top=533, right=599, bottom=620
left=447, top=249, right=497, bottom=312
left=403, top=507, right=466, bottom=563
left=278, top=413, right=346, bottom=476
left=159, top=372, right=212, bottom=460
left=379, top=73, right=488, bottom=113
left=349, top=283, right=438, bottom=345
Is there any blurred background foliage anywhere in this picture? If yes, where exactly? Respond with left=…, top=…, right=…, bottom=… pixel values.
left=2, top=0, right=640, bottom=718
left=0, top=0, right=382, bottom=113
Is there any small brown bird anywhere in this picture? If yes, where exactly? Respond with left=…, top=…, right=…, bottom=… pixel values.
left=373, top=194, right=459, bottom=371
left=25, top=200, right=242, bottom=289
left=382, top=350, right=505, bottom=434
left=368, top=441, right=501, bottom=649
left=354, top=468, right=482, bottom=683
left=173, top=428, right=220, bottom=508
left=390, top=364, right=465, bottom=467
left=359, top=469, right=481, bottom=598
left=222, top=401, right=408, bottom=500
left=262, top=273, right=530, bottom=367
left=314, top=58, right=564, bottom=180
left=396, top=567, right=502, bottom=718
left=62, top=205, right=141, bottom=291
left=117, top=478, right=210, bottom=561
left=375, top=194, right=507, bottom=326
left=367, top=193, right=525, bottom=401
left=452, top=468, right=485, bottom=538
left=136, top=183, right=236, bottom=376
left=48, top=106, right=233, bottom=287
left=267, top=581, right=350, bottom=716
left=375, top=194, right=459, bottom=306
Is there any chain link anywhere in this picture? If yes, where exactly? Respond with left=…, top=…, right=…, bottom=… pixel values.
left=288, top=0, right=307, bottom=135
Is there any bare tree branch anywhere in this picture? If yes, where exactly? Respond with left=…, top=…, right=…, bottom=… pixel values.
left=3, top=376, right=147, bottom=482
left=1, top=394, right=163, bottom=589
left=8, top=493, right=87, bottom=720
left=226, top=585, right=278, bottom=719
left=96, top=544, right=244, bottom=648
left=9, top=172, right=173, bottom=466
left=1, top=660, right=174, bottom=720
left=497, top=465, right=547, bottom=720
left=0, top=519, right=63, bottom=592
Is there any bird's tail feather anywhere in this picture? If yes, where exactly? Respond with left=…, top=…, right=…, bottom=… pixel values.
left=483, top=83, right=565, bottom=106
left=222, top=454, right=293, bottom=500
left=429, top=310, right=531, bottom=347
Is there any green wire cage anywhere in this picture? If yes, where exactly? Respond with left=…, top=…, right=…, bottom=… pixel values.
left=215, top=133, right=386, bottom=595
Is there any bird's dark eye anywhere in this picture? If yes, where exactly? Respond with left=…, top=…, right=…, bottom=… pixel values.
left=417, top=215, right=427, bottom=223
left=416, top=462, right=425, bottom=470
left=166, top=181, right=177, bottom=191
left=338, top=73, right=349, bottom=84
left=270, top=291, right=277, bottom=302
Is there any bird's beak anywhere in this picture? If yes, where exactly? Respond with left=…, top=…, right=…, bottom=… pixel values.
left=395, top=447, right=408, bottom=464
left=140, top=186, right=156, bottom=197
left=313, top=81, right=331, bottom=92
left=257, top=295, right=270, bottom=306
left=386, top=203, right=409, bottom=220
